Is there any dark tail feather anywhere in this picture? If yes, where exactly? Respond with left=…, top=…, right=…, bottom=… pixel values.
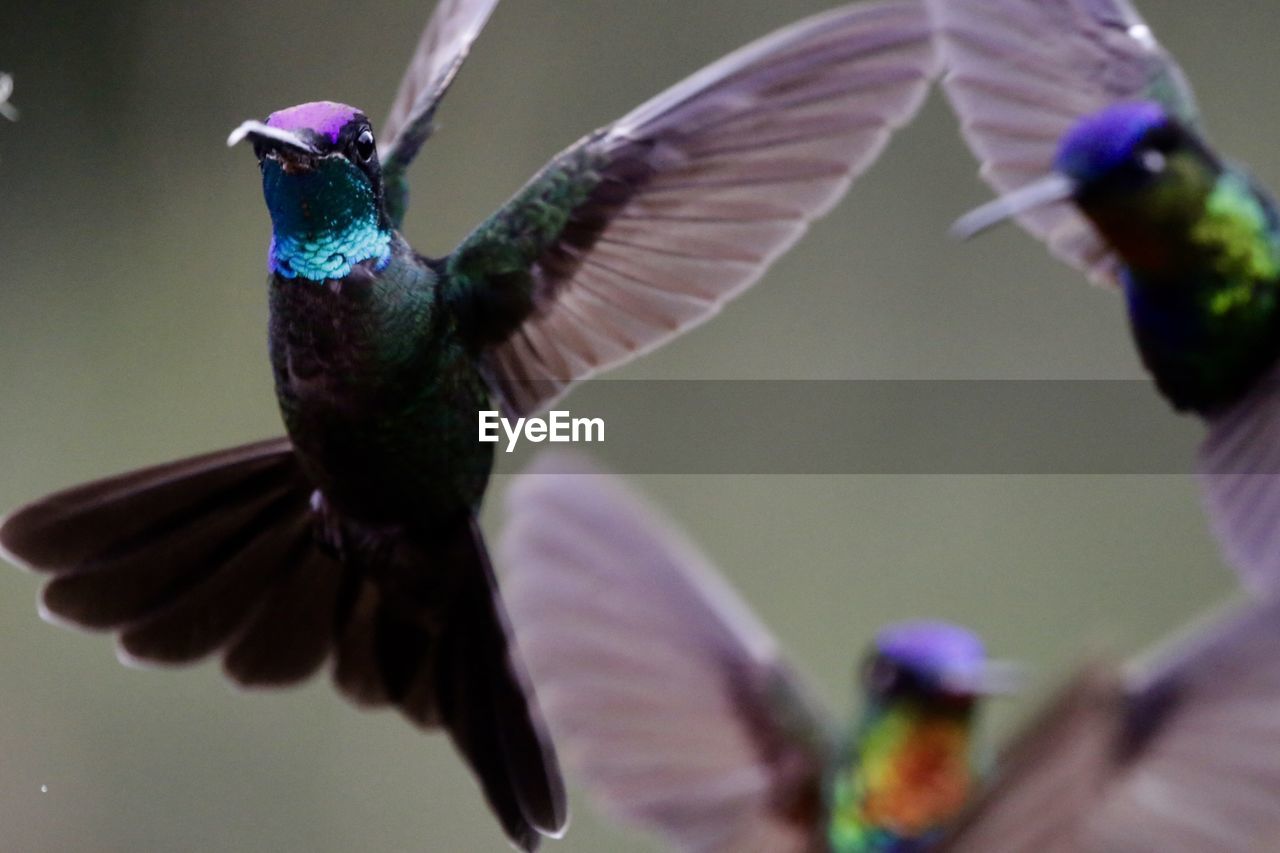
left=439, top=520, right=567, bottom=845
left=0, top=438, right=343, bottom=685
left=332, top=520, right=568, bottom=850
left=1, top=442, right=566, bottom=847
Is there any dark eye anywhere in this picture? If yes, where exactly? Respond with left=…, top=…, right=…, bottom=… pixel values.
left=354, top=129, right=375, bottom=162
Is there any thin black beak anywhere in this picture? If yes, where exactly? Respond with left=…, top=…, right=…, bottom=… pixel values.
left=951, top=174, right=1078, bottom=241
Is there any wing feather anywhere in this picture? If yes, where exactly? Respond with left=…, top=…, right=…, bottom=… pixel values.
left=499, top=454, right=832, bottom=853
left=449, top=0, right=938, bottom=417
left=378, top=0, right=500, bottom=224
left=1197, top=364, right=1280, bottom=593
left=929, top=0, right=1199, bottom=285
left=946, top=594, right=1280, bottom=851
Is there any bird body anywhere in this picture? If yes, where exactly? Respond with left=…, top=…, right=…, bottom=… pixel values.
left=1, top=0, right=940, bottom=847
left=1054, top=104, right=1280, bottom=413
left=828, top=697, right=976, bottom=852
left=932, top=0, right=1280, bottom=590
left=268, top=239, right=490, bottom=522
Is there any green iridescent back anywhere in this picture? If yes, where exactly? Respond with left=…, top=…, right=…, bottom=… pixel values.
left=1118, top=166, right=1280, bottom=413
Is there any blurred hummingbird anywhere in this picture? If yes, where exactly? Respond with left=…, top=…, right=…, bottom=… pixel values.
left=499, top=454, right=1016, bottom=852
left=930, top=0, right=1280, bottom=594
left=503, top=454, right=1280, bottom=852
left=0, top=0, right=938, bottom=848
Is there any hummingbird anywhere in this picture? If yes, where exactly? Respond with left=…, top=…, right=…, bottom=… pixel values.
left=499, top=453, right=1015, bottom=853
left=929, top=0, right=1280, bottom=593
left=0, top=0, right=938, bottom=848
left=502, top=454, right=1280, bottom=852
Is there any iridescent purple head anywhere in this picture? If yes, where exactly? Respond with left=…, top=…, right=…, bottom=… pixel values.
left=865, top=621, right=1013, bottom=699
left=1054, top=101, right=1172, bottom=183
left=267, top=101, right=363, bottom=146
left=228, top=101, right=378, bottom=168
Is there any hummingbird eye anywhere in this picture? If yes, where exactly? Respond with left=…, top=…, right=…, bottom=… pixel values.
left=1140, top=148, right=1167, bottom=175
left=354, top=129, right=376, bottom=163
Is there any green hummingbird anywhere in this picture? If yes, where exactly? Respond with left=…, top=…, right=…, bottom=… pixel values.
left=499, top=453, right=1017, bottom=853
left=929, top=0, right=1280, bottom=593
left=501, top=454, right=1280, bottom=852
left=0, top=0, right=938, bottom=848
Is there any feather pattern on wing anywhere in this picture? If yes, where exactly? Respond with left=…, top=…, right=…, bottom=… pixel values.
left=928, top=0, right=1199, bottom=284
left=452, top=0, right=938, bottom=417
left=378, top=0, right=501, bottom=224
left=498, top=454, right=832, bottom=853
left=1197, top=362, right=1280, bottom=594
left=945, top=594, right=1280, bottom=852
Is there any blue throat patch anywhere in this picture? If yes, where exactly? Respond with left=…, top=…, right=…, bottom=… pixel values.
left=263, top=157, right=392, bottom=281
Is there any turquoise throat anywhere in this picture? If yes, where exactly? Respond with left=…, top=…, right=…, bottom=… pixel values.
left=263, top=157, right=391, bottom=281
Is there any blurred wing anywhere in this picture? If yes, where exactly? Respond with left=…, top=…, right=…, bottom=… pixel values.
left=448, top=0, right=938, bottom=417
left=929, top=0, right=1200, bottom=285
left=499, top=453, right=833, bottom=853
left=378, top=0, right=500, bottom=225
left=941, top=665, right=1126, bottom=853
left=947, top=595, right=1280, bottom=851
left=1196, top=365, right=1280, bottom=593
left=1081, top=593, right=1280, bottom=851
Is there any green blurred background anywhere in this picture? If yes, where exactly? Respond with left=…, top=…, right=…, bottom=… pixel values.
left=0, top=1, right=1273, bottom=849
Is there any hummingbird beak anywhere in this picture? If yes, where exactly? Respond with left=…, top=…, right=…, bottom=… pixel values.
left=942, top=659, right=1025, bottom=696
left=951, top=173, right=1078, bottom=240
left=224, top=119, right=318, bottom=167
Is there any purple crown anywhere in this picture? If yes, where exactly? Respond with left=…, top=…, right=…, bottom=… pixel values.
left=266, top=101, right=362, bottom=144
left=1055, top=100, right=1170, bottom=179
left=875, top=621, right=986, bottom=678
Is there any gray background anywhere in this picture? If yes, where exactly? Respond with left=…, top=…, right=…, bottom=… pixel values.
left=0, top=1, right=1269, bottom=850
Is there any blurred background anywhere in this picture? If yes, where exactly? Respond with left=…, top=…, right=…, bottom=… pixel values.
left=0, top=1, right=1274, bottom=849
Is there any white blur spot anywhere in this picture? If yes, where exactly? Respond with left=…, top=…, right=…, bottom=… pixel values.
left=40, top=785, right=47, bottom=793
left=1128, top=23, right=1156, bottom=48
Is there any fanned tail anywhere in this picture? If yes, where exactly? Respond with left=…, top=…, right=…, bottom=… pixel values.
left=0, top=441, right=565, bottom=850
left=0, top=438, right=347, bottom=683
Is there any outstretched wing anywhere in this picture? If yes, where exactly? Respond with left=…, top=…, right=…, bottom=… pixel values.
left=378, top=0, right=500, bottom=226
left=446, top=0, right=938, bottom=417
left=499, top=453, right=833, bottom=853
left=939, top=664, right=1125, bottom=852
left=929, top=0, right=1199, bottom=284
left=1197, top=362, right=1280, bottom=594
left=946, top=594, right=1280, bottom=852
